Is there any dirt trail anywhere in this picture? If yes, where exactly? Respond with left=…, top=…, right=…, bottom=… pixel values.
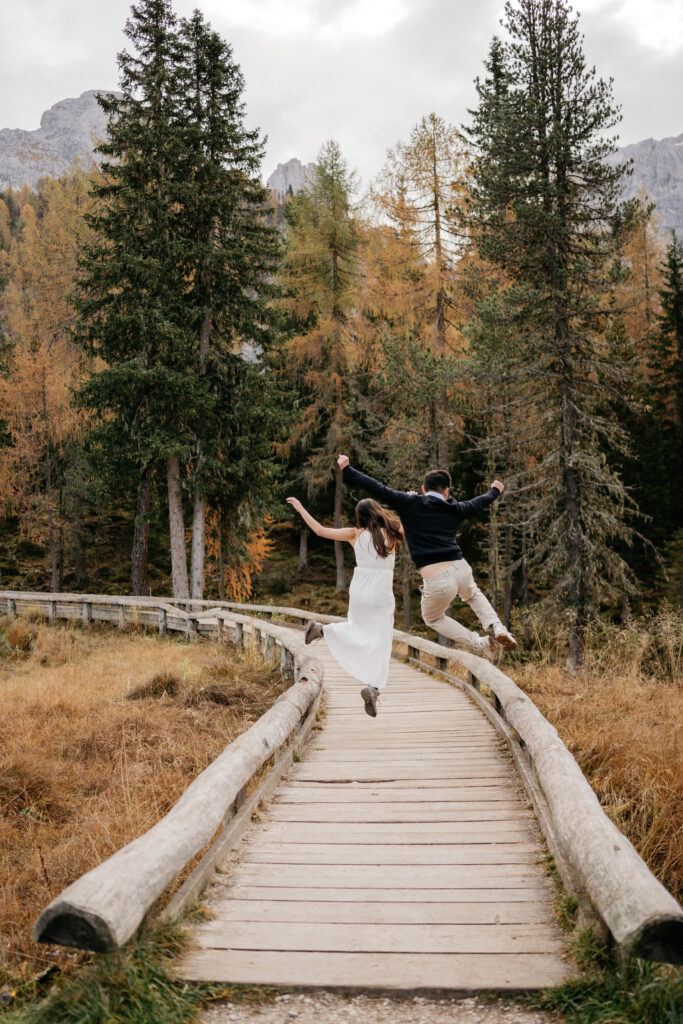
left=200, top=991, right=562, bottom=1024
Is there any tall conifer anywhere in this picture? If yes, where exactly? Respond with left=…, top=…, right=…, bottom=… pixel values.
left=465, top=0, right=645, bottom=666
left=175, top=11, right=279, bottom=598
left=74, top=0, right=279, bottom=597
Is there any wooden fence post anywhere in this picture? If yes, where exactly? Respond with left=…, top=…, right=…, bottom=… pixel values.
left=118, top=606, right=126, bottom=630
left=82, top=602, right=92, bottom=626
left=280, top=646, right=295, bottom=682
left=158, top=609, right=167, bottom=637
left=48, top=601, right=57, bottom=622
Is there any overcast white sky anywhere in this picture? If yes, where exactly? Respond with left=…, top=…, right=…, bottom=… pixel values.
left=2, top=0, right=682, bottom=187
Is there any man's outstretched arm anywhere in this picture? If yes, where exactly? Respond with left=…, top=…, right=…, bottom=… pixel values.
left=453, top=479, right=504, bottom=519
left=337, top=454, right=412, bottom=511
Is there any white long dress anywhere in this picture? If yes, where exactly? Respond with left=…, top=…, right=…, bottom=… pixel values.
left=323, top=529, right=395, bottom=690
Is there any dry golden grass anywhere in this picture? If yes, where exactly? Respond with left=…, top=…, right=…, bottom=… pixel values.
left=0, top=619, right=286, bottom=983
left=511, top=609, right=683, bottom=903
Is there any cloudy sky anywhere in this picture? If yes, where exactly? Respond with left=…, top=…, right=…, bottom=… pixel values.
left=2, top=0, right=682, bottom=187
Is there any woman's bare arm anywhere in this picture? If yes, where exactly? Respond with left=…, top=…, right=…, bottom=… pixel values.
left=286, top=497, right=359, bottom=543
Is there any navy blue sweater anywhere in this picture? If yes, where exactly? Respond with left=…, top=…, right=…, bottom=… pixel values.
left=343, top=466, right=502, bottom=570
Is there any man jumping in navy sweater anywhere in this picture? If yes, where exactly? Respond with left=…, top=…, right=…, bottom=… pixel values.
left=334, top=454, right=517, bottom=660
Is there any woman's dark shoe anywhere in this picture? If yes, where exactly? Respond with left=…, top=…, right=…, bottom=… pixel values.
left=360, top=686, right=379, bottom=717
left=304, top=621, right=324, bottom=644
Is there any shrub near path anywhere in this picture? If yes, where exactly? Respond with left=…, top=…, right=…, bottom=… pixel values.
left=0, top=616, right=286, bottom=991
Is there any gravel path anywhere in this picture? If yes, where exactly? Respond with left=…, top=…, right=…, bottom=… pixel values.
left=200, top=991, right=563, bottom=1024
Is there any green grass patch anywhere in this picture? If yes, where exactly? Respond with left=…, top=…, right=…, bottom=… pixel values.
left=5, top=923, right=201, bottom=1024
left=3, top=921, right=282, bottom=1024
left=529, top=929, right=683, bottom=1024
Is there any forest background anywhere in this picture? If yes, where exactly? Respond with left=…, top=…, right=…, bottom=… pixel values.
left=0, top=0, right=681, bottom=673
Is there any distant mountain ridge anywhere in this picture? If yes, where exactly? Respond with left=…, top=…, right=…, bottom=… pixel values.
left=0, top=90, right=114, bottom=190
left=2, top=92, right=682, bottom=236
left=607, top=132, right=683, bottom=236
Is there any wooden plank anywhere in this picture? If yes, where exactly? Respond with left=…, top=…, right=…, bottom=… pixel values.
left=189, top=920, right=563, bottom=955
left=265, top=805, right=531, bottom=822
left=304, top=748, right=504, bottom=759
left=205, top=899, right=555, bottom=925
left=289, top=778, right=518, bottom=788
left=275, top=789, right=519, bottom=803
left=256, top=822, right=537, bottom=842
left=289, top=770, right=516, bottom=783
left=243, top=843, right=541, bottom=865
left=175, top=949, right=573, bottom=989
left=227, top=865, right=547, bottom=887
left=221, top=885, right=554, bottom=903
left=295, top=760, right=512, bottom=771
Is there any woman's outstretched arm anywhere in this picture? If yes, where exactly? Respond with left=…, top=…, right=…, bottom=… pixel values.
left=286, top=497, right=359, bottom=543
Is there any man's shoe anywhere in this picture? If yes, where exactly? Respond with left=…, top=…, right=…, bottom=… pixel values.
left=304, top=621, right=324, bottom=644
left=360, top=686, right=379, bottom=717
left=492, top=625, right=518, bottom=652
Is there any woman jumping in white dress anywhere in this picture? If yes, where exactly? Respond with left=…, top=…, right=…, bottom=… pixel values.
left=285, top=493, right=402, bottom=717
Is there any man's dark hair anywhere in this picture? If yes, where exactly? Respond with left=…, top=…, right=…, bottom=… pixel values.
left=423, top=469, right=451, bottom=493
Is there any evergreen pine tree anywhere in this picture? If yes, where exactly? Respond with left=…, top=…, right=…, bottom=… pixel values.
left=74, top=0, right=279, bottom=598
left=74, top=0, right=189, bottom=595
left=465, top=0, right=646, bottom=666
left=174, top=10, right=280, bottom=598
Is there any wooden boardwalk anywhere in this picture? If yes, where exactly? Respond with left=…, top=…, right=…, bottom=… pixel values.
left=177, top=631, right=573, bottom=991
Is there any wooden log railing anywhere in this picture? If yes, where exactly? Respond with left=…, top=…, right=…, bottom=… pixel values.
left=1, top=592, right=324, bottom=952
left=2, top=591, right=681, bottom=965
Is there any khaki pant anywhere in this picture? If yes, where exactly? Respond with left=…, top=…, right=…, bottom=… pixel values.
left=420, top=560, right=500, bottom=650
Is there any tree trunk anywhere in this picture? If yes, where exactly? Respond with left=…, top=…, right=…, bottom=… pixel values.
left=428, top=398, right=439, bottom=465
left=190, top=488, right=206, bottom=600
left=41, top=376, right=59, bottom=593
left=167, top=455, right=190, bottom=599
left=522, top=550, right=531, bottom=648
left=621, top=593, right=631, bottom=626
left=334, top=465, right=347, bottom=592
left=131, top=477, right=152, bottom=596
left=218, top=530, right=225, bottom=601
left=561, top=342, right=586, bottom=671
left=485, top=384, right=500, bottom=610
left=74, top=528, right=87, bottom=588
left=45, top=482, right=58, bottom=592
left=57, top=525, right=64, bottom=592
left=503, top=518, right=513, bottom=630
left=298, top=528, right=309, bottom=570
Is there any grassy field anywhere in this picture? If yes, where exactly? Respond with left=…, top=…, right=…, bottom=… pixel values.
left=0, top=616, right=286, bottom=991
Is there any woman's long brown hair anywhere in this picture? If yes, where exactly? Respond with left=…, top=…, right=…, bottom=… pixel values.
left=355, top=499, right=403, bottom=558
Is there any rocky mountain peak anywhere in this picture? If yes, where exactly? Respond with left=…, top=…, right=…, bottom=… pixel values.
left=608, top=132, right=683, bottom=236
left=0, top=90, right=115, bottom=190
left=266, top=158, right=315, bottom=200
